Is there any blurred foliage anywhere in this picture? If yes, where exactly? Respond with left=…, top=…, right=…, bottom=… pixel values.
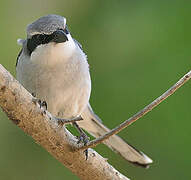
left=0, top=0, right=191, bottom=179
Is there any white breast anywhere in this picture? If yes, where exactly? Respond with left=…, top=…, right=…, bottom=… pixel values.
left=16, top=40, right=91, bottom=119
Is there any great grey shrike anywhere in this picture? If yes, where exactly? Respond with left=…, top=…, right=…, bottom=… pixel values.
left=16, top=14, right=152, bottom=167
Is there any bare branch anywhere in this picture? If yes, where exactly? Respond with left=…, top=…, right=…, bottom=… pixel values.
left=0, top=64, right=129, bottom=180
left=77, top=70, right=191, bottom=151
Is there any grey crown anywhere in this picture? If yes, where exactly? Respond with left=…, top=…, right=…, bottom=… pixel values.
left=27, top=14, right=66, bottom=38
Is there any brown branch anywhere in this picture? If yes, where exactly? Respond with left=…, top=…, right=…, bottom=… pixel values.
left=0, top=64, right=129, bottom=180
left=77, top=70, right=191, bottom=151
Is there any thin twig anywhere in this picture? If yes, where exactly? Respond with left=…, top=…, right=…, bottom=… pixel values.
left=77, top=70, right=191, bottom=151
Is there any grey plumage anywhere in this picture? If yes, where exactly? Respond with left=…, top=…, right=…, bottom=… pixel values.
left=16, top=14, right=153, bottom=167
left=27, top=14, right=66, bottom=37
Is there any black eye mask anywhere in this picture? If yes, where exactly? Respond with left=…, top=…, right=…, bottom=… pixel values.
left=27, top=27, right=69, bottom=55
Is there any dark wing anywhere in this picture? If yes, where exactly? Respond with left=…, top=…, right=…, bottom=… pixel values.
left=73, top=38, right=83, bottom=50
left=16, top=49, right=22, bottom=67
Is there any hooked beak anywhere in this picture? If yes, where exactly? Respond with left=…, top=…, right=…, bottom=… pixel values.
left=51, top=29, right=68, bottom=43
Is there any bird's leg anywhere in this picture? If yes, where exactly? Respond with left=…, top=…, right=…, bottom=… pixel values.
left=56, top=118, right=89, bottom=159
left=73, top=122, right=90, bottom=160
left=31, top=93, right=87, bottom=157
left=56, top=116, right=83, bottom=125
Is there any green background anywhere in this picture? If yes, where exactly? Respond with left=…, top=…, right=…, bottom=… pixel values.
left=0, top=0, right=191, bottom=179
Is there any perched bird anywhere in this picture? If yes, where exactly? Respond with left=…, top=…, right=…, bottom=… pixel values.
left=16, top=14, right=153, bottom=167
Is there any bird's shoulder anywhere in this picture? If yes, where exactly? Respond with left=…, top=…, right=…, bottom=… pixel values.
left=16, top=49, right=23, bottom=67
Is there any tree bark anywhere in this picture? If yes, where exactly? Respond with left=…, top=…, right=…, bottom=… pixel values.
left=0, top=64, right=129, bottom=180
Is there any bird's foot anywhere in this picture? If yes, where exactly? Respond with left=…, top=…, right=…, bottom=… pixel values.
left=73, top=122, right=90, bottom=160
left=31, top=93, right=47, bottom=113
left=77, top=133, right=90, bottom=160
left=39, top=100, right=47, bottom=110
left=77, top=132, right=90, bottom=145
left=56, top=117, right=89, bottom=159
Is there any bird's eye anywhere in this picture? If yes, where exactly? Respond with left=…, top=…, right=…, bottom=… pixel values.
left=34, top=34, right=51, bottom=44
left=35, top=34, right=41, bottom=40
left=32, top=34, right=41, bottom=43
left=38, top=34, right=45, bottom=42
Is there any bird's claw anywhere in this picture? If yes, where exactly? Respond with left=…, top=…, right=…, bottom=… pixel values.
left=77, top=133, right=90, bottom=160
left=40, top=100, right=47, bottom=110
left=77, top=133, right=90, bottom=145
left=31, top=93, right=47, bottom=112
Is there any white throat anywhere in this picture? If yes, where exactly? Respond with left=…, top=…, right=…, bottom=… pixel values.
left=30, top=33, right=76, bottom=66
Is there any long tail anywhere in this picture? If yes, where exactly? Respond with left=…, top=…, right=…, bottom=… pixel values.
left=80, top=104, right=153, bottom=168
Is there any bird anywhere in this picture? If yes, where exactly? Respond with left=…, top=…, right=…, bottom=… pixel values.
left=16, top=14, right=153, bottom=167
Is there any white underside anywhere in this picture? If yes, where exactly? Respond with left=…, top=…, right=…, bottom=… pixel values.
left=16, top=38, right=91, bottom=119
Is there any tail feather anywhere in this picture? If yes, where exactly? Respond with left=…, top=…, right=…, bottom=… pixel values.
left=79, top=104, right=153, bottom=167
